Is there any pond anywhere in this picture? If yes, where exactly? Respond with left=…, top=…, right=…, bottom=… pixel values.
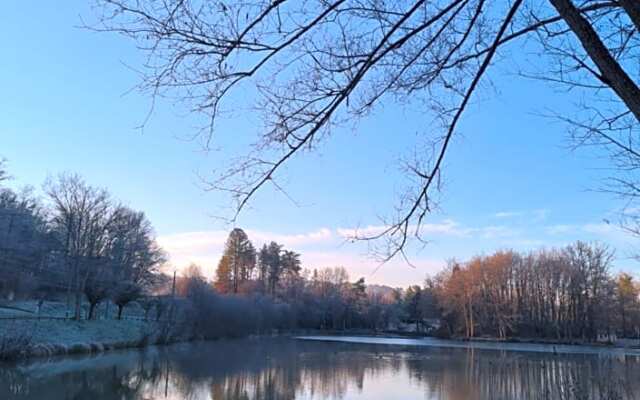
left=1, top=336, right=639, bottom=399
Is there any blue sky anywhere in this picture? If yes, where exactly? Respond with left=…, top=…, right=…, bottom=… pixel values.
left=1, top=1, right=638, bottom=286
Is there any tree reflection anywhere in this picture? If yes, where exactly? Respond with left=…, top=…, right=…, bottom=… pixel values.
left=1, top=339, right=639, bottom=400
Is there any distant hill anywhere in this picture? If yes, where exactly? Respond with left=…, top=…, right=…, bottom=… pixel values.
left=366, top=284, right=398, bottom=298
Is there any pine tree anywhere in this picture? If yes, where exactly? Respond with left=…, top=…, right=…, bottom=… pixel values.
left=214, top=228, right=256, bottom=294
left=258, top=242, right=283, bottom=297
left=257, top=244, right=270, bottom=294
left=214, top=254, right=233, bottom=293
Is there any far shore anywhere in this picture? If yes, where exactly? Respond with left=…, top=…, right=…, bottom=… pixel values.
left=295, top=334, right=640, bottom=357
left=297, top=327, right=640, bottom=345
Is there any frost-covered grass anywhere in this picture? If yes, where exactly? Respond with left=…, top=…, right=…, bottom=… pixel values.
left=0, top=319, right=151, bottom=359
left=0, top=299, right=147, bottom=320
left=0, top=300, right=187, bottom=360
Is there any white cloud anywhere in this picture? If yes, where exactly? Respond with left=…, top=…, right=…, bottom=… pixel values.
left=421, top=219, right=470, bottom=236
left=493, top=209, right=548, bottom=221
left=157, top=227, right=334, bottom=278
left=545, top=222, right=624, bottom=237
left=581, top=222, right=635, bottom=244
left=336, top=225, right=387, bottom=239
left=545, top=224, right=575, bottom=235
left=477, top=225, right=518, bottom=239
left=337, top=219, right=471, bottom=240
left=157, top=231, right=228, bottom=253
left=157, top=231, right=228, bottom=277
left=246, top=228, right=333, bottom=246
left=500, top=238, right=547, bottom=248
left=158, top=228, right=333, bottom=253
left=494, top=211, right=522, bottom=218
left=582, top=222, right=617, bottom=235
left=300, top=251, right=445, bottom=287
left=543, top=222, right=636, bottom=248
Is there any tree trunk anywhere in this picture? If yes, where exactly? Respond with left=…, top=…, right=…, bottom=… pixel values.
left=469, top=304, right=475, bottom=338
left=621, top=301, right=627, bottom=338
left=88, top=302, right=97, bottom=320
left=73, top=258, right=82, bottom=320
left=549, top=0, right=640, bottom=121
left=117, top=304, right=124, bottom=320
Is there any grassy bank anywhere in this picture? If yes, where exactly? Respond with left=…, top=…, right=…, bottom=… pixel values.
left=1, top=319, right=157, bottom=360
left=0, top=290, right=293, bottom=361
left=0, top=300, right=187, bottom=361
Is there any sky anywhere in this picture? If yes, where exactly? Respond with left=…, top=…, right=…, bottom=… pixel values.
left=1, top=2, right=638, bottom=287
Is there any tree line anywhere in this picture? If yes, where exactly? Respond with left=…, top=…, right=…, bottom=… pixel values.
left=209, top=228, right=640, bottom=341
left=429, top=242, right=640, bottom=340
left=208, top=228, right=403, bottom=331
left=0, top=161, right=165, bottom=320
left=3, top=159, right=639, bottom=341
left=0, top=162, right=402, bottom=337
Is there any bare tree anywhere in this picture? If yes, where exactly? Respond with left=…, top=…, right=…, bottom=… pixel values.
left=45, top=174, right=118, bottom=320
left=112, top=282, right=142, bottom=319
left=108, top=207, right=166, bottom=318
left=83, top=258, right=113, bottom=319
left=91, top=0, right=639, bottom=259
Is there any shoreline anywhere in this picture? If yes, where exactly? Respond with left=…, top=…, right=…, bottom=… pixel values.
left=4, top=322, right=640, bottom=363
left=295, top=329, right=640, bottom=349
left=296, top=334, right=640, bottom=356
left=0, top=318, right=189, bottom=362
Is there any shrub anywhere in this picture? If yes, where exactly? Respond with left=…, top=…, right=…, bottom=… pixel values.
left=0, top=331, right=32, bottom=361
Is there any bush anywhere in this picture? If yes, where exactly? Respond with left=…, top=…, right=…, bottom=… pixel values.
left=0, top=331, right=32, bottom=361
left=183, top=278, right=293, bottom=339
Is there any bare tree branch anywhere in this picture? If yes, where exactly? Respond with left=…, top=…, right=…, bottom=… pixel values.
left=90, top=0, right=638, bottom=262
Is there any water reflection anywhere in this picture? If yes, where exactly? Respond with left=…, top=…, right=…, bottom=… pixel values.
left=1, top=338, right=639, bottom=400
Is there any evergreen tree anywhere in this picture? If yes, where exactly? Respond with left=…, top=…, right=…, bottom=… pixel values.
left=214, top=228, right=256, bottom=294
left=279, top=250, right=302, bottom=300
left=214, top=254, right=233, bottom=293
left=281, top=250, right=301, bottom=276
left=260, top=242, right=282, bottom=297
left=257, top=244, right=269, bottom=294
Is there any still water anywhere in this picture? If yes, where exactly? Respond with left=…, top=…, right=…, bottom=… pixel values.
left=1, top=336, right=640, bottom=399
